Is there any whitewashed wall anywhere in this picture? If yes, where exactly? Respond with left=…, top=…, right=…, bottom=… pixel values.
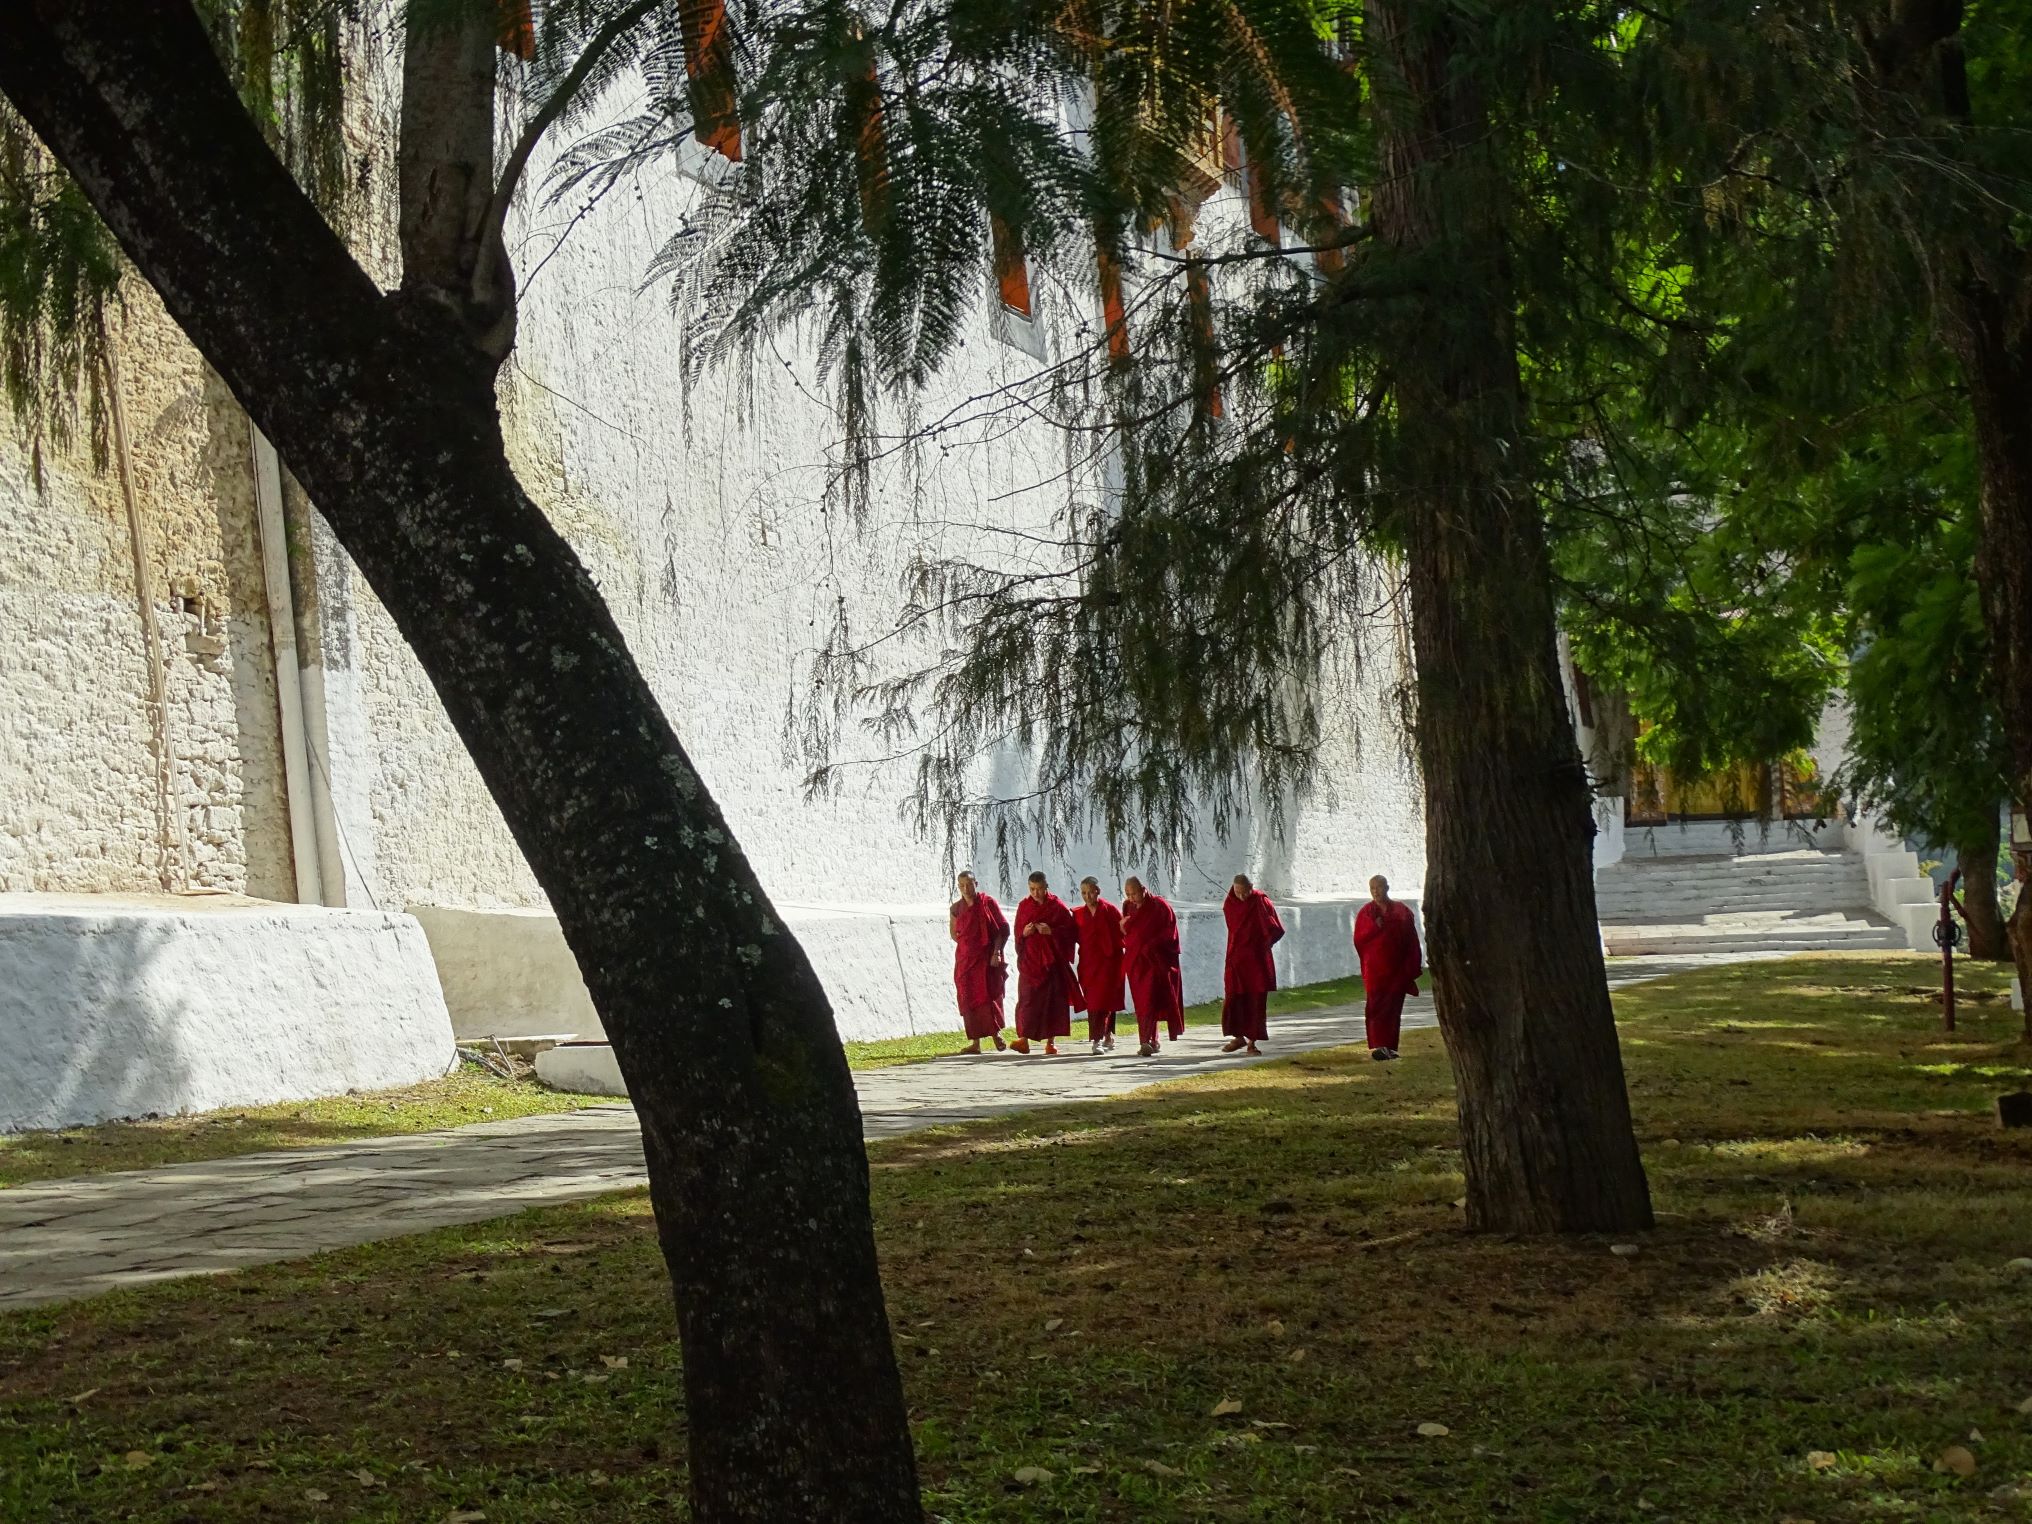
left=311, top=77, right=1431, bottom=1020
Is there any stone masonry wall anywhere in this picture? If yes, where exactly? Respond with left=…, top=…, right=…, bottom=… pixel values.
left=0, top=284, right=292, bottom=900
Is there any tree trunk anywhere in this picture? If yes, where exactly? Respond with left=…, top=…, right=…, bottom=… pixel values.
left=1957, top=811, right=2008, bottom=960
left=1952, top=277, right=2032, bottom=887
left=0, top=7, right=921, bottom=1521
left=1366, top=1, right=1652, bottom=1234
left=1877, top=0, right=2032, bottom=1002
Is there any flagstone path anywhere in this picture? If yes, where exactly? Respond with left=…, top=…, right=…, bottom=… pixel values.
left=0, top=956, right=1734, bottom=1309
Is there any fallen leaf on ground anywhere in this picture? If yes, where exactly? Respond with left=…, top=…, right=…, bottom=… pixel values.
left=1806, top=1451, right=1837, bottom=1470
left=122, top=1452, right=153, bottom=1471
left=1044, top=1318, right=1063, bottom=1333
left=1969, top=1428, right=1984, bottom=1442
left=445, top=1512, right=488, bottom=1524
left=1250, top=1420, right=1293, bottom=1430
left=1143, top=1461, right=1183, bottom=1477
left=1211, top=1397, right=1243, bottom=1417
left=1936, top=1445, right=1977, bottom=1477
left=1012, top=1465, right=1054, bottom=1485
left=303, top=1489, right=330, bottom=1503
left=1070, top=1463, right=1102, bottom=1475
left=67, top=1389, right=100, bottom=1405
left=1265, top=1319, right=1285, bottom=1338
left=1610, top=1243, right=1641, bottom=1257
left=501, top=1359, right=522, bottom=1371
left=2018, top=1395, right=2032, bottom=1415
left=1286, top=1348, right=1309, bottom=1364
left=2005, top=1258, right=2032, bottom=1273
left=186, top=1481, right=222, bottom=1494
left=1417, top=1422, right=1450, bottom=1438
left=600, top=1355, right=629, bottom=1370
left=352, top=1469, right=381, bottom=1488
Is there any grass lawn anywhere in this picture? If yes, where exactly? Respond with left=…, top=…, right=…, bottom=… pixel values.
left=3, top=954, right=2031, bottom=1522
left=0, top=1067, right=612, bottom=1189
left=843, top=974, right=1366, bottom=1070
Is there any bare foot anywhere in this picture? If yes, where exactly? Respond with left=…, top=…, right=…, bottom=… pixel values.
left=959, top=1040, right=982, bottom=1055
left=993, top=1035, right=1008, bottom=1052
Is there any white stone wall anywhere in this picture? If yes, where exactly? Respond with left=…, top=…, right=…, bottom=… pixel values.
left=0, top=291, right=295, bottom=901
left=0, top=896, right=454, bottom=1133
left=305, top=86, right=1429, bottom=941
left=0, top=51, right=1431, bottom=1071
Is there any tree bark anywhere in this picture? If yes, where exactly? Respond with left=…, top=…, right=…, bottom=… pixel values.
left=1366, top=1, right=1652, bottom=1233
left=1957, top=810, right=2008, bottom=960
left=1951, top=278, right=2032, bottom=850
left=1874, top=0, right=2032, bottom=995
left=0, top=7, right=921, bottom=1521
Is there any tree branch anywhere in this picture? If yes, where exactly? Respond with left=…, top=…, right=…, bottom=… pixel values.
left=479, top=0, right=660, bottom=279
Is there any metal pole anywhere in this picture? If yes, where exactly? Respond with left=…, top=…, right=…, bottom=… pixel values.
left=1940, top=868, right=1961, bottom=1033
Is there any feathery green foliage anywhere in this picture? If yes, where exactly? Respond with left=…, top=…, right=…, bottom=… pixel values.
left=0, top=0, right=361, bottom=464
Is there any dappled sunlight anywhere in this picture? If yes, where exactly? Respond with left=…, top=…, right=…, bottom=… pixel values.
left=1723, top=1256, right=1847, bottom=1317
left=2, top=953, right=2029, bottom=1524
left=1702, top=1134, right=1872, bottom=1163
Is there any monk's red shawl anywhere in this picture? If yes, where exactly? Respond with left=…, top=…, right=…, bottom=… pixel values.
left=1222, top=889, right=1285, bottom=996
left=1353, top=898, right=1422, bottom=1001
left=1073, top=898, right=1126, bottom=1014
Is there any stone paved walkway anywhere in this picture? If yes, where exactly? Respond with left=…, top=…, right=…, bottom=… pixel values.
left=0, top=956, right=1725, bottom=1309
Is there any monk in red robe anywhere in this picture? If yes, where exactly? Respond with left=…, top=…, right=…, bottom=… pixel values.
left=1353, top=873, right=1421, bottom=1061
left=1121, top=876, right=1183, bottom=1056
left=1221, top=873, right=1284, bottom=1056
left=949, top=870, right=1009, bottom=1054
left=1074, top=876, right=1126, bottom=1054
left=1012, top=871, right=1081, bottom=1055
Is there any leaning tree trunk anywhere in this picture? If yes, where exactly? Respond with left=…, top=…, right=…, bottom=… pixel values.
left=1366, top=1, right=1652, bottom=1233
left=0, top=7, right=921, bottom=1522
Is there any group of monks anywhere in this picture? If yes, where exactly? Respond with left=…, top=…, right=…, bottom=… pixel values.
left=948, top=868, right=1425, bottom=1061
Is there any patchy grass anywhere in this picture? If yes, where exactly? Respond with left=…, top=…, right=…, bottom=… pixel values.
left=3, top=953, right=2031, bottom=1523
left=0, top=1067, right=612, bottom=1188
left=845, top=974, right=1366, bottom=1070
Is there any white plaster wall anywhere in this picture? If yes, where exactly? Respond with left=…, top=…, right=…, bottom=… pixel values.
left=0, top=895, right=456, bottom=1132
left=423, top=891, right=1408, bottom=1046
left=306, top=83, right=1428, bottom=955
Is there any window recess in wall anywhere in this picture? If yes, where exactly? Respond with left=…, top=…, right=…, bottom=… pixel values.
left=681, top=0, right=743, bottom=162
left=989, top=212, right=1048, bottom=359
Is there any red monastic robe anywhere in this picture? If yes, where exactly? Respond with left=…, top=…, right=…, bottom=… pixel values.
left=1013, top=892, right=1082, bottom=1041
left=1074, top=897, right=1126, bottom=1041
left=951, top=891, right=1010, bottom=1039
left=1122, top=893, right=1184, bottom=1045
left=1353, top=897, right=1422, bottom=1052
left=1221, top=888, right=1285, bottom=1042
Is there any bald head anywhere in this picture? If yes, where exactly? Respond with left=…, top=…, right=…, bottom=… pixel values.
left=1369, top=875, right=1390, bottom=906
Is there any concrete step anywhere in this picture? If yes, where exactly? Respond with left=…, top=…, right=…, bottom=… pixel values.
left=1601, top=920, right=1907, bottom=956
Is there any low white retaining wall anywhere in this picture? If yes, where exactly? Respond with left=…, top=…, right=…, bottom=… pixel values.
left=420, top=893, right=1402, bottom=1047
left=0, top=895, right=456, bottom=1133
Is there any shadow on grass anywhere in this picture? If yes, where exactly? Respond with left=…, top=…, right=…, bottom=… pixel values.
left=0, top=954, right=2026, bottom=1523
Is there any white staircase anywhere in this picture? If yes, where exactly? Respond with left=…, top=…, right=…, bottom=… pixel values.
left=1595, top=849, right=1911, bottom=957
